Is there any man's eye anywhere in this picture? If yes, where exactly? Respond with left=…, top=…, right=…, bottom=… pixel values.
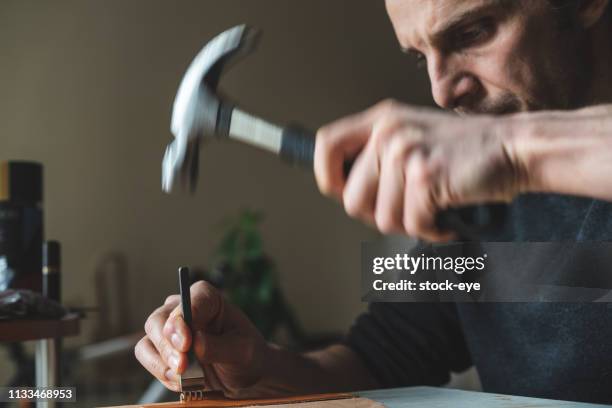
left=460, top=28, right=484, bottom=43
left=407, top=50, right=427, bottom=69
left=455, top=19, right=494, bottom=48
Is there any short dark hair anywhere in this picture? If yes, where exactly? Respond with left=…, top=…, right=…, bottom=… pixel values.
left=548, top=0, right=611, bottom=27
left=548, top=0, right=578, bottom=9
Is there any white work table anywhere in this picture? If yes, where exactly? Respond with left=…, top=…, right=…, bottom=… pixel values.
left=358, top=387, right=609, bottom=407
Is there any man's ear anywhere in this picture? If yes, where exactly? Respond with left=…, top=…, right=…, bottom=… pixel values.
left=577, top=0, right=610, bottom=28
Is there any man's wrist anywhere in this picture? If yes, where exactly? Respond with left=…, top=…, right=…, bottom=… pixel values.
left=499, top=108, right=610, bottom=196
left=496, top=114, right=537, bottom=195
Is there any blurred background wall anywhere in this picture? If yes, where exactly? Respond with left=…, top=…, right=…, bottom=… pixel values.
left=0, top=0, right=434, bottom=387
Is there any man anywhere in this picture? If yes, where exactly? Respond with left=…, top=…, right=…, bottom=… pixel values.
left=136, top=0, right=612, bottom=404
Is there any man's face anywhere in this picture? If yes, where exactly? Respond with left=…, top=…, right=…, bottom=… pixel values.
left=385, top=0, right=590, bottom=114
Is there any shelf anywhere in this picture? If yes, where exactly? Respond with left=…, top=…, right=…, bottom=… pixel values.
left=0, top=313, right=80, bottom=341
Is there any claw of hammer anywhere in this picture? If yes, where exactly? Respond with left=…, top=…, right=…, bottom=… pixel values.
left=162, top=24, right=316, bottom=195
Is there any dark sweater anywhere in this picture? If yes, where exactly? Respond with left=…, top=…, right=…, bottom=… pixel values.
left=346, top=194, right=612, bottom=404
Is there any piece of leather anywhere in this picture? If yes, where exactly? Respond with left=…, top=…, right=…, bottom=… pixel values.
left=243, top=397, right=383, bottom=408
left=103, top=392, right=384, bottom=408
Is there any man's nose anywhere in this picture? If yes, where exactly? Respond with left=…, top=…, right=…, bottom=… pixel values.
left=428, top=53, right=479, bottom=110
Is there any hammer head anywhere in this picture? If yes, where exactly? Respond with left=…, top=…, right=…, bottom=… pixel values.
left=162, top=24, right=259, bottom=193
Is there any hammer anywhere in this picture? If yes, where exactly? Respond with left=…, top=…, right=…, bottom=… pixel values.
left=162, top=24, right=506, bottom=240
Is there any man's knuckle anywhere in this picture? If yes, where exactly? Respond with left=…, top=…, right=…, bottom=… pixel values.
left=404, top=204, right=432, bottom=238
left=375, top=212, right=395, bottom=234
left=378, top=98, right=399, bottom=113
left=371, top=124, right=396, bottom=149
left=144, top=316, right=154, bottom=335
left=191, top=280, right=211, bottom=295
left=316, top=126, right=332, bottom=142
left=134, top=338, right=145, bottom=360
left=315, top=127, right=342, bottom=159
left=191, top=281, right=223, bottom=321
left=373, top=119, right=408, bottom=150
left=164, top=295, right=178, bottom=305
left=314, top=149, right=334, bottom=194
left=387, top=138, right=410, bottom=163
left=343, top=199, right=359, bottom=218
left=344, top=196, right=364, bottom=219
left=403, top=214, right=419, bottom=237
left=315, top=131, right=329, bottom=156
left=318, top=179, right=334, bottom=197
left=417, top=162, right=432, bottom=185
left=146, top=304, right=171, bottom=333
left=409, top=126, right=426, bottom=144
left=407, top=157, right=430, bottom=185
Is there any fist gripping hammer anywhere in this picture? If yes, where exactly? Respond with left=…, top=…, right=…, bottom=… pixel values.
left=161, top=24, right=506, bottom=240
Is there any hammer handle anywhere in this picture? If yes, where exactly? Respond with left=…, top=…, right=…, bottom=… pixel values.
left=280, top=124, right=507, bottom=241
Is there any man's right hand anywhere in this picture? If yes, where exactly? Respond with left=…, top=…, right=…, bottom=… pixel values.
left=134, top=281, right=270, bottom=397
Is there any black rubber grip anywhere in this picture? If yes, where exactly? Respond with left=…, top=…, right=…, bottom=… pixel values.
left=280, top=125, right=316, bottom=167
left=280, top=125, right=507, bottom=241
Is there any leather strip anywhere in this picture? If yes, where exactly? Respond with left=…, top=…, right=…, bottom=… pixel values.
left=105, top=392, right=357, bottom=408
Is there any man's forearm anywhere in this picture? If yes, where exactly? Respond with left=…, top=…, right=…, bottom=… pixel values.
left=509, top=105, right=612, bottom=200
left=246, top=344, right=378, bottom=397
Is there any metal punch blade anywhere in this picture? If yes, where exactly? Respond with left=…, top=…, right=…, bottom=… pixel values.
left=178, top=267, right=207, bottom=402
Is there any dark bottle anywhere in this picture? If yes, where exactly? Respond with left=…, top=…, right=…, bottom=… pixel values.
left=0, top=161, right=43, bottom=292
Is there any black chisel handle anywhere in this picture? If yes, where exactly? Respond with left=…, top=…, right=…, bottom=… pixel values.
left=280, top=124, right=507, bottom=241
left=179, top=267, right=193, bottom=330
